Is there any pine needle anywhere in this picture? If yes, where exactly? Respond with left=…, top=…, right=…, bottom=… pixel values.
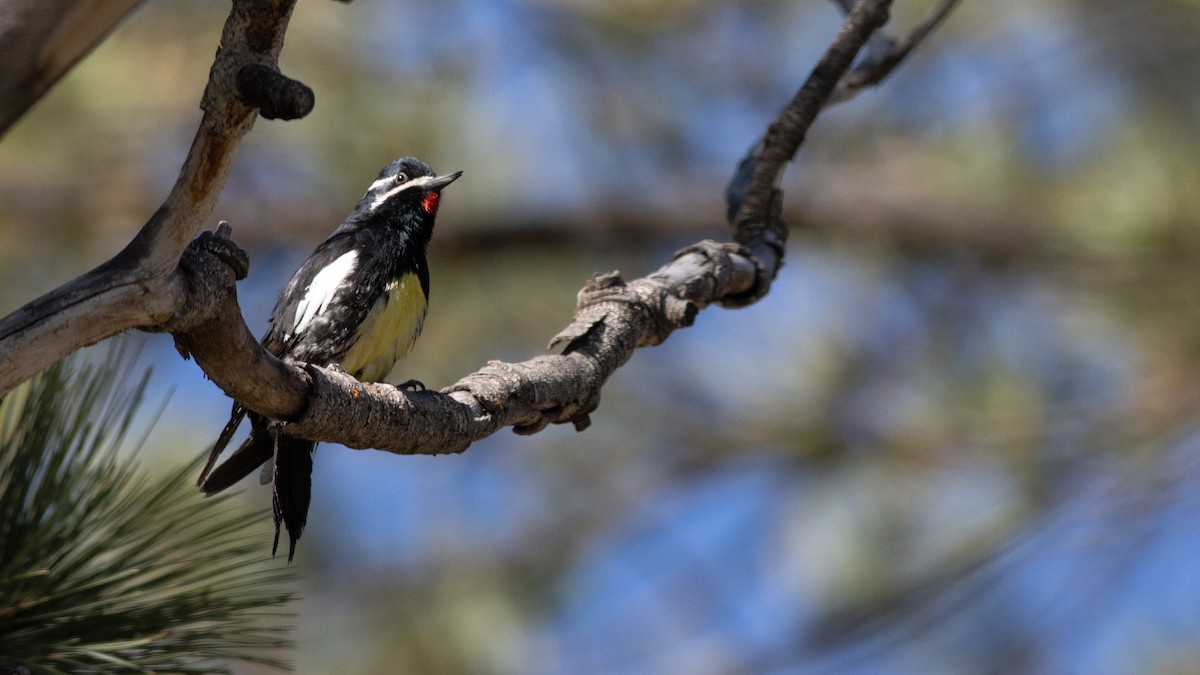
left=0, top=347, right=297, bottom=673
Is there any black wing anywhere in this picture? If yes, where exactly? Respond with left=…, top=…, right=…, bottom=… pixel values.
left=264, top=229, right=391, bottom=367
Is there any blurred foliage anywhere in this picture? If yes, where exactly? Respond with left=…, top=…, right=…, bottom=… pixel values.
left=0, top=349, right=296, bottom=673
left=3, top=0, right=1200, bottom=673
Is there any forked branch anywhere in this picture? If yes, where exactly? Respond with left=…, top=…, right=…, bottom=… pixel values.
left=0, top=0, right=305, bottom=396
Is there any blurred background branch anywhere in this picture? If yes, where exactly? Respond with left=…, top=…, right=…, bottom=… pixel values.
left=0, top=0, right=143, bottom=138
left=830, top=0, right=964, bottom=103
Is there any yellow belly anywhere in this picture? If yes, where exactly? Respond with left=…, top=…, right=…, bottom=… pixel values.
left=340, top=273, right=427, bottom=382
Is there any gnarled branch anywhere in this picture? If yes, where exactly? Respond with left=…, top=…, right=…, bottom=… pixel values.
left=726, top=0, right=893, bottom=302
left=162, top=232, right=761, bottom=456
left=0, top=0, right=307, bottom=396
left=145, top=0, right=932, bottom=459
left=0, top=0, right=958, bottom=462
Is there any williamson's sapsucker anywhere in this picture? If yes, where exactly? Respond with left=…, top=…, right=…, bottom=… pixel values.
left=198, top=157, right=462, bottom=561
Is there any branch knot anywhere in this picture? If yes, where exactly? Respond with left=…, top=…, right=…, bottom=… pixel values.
left=158, top=222, right=249, bottom=343
left=235, top=63, right=314, bottom=120
left=550, top=270, right=693, bottom=352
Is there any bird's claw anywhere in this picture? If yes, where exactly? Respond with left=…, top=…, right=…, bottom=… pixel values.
left=397, top=379, right=426, bottom=392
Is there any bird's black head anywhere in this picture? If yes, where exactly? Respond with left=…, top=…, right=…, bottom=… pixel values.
left=349, top=157, right=462, bottom=231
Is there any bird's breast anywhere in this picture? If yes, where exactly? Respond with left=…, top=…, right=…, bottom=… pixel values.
left=341, top=272, right=428, bottom=382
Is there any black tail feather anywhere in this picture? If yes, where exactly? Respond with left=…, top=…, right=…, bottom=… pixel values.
left=198, top=403, right=248, bottom=487
left=202, top=409, right=317, bottom=561
left=271, top=434, right=315, bottom=562
left=200, top=413, right=273, bottom=496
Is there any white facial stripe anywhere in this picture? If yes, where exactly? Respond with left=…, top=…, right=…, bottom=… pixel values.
left=292, top=250, right=358, bottom=336
left=368, top=174, right=438, bottom=211
left=366, top=175, right=395, bottom=193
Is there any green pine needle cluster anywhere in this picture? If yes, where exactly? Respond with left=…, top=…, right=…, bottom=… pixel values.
left=0, top=351, right=297, bottom=673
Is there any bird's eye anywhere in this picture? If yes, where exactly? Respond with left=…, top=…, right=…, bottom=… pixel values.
left=394, top=173, right=408, bottom=184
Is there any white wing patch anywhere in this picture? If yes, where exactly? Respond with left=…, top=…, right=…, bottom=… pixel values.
left=291, top=250, right=358, bottom=337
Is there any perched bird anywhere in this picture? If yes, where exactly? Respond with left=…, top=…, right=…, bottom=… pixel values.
left=198, top=157, right=462, bottom=561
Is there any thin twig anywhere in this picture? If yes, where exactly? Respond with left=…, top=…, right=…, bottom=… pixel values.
left=831, top=0, right=963, bottom=104
left=727, top=0, right=895, bottom=301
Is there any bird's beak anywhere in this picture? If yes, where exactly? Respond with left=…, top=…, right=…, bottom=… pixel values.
left=427, top=170, right=463, bottom=191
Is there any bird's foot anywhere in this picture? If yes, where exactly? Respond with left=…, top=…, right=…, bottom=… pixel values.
left=398, top=379, right=426, bottom=392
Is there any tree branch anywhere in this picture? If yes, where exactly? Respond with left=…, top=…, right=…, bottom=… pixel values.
left=0, top=0, right=960, bottom=461
left=829, top=0, right=963, bottom=104
left=160, top=230, right=761, bottom=455
left=0, top=0, right=306, bottom=397
left=149, top=0, right=944, bottom=459
left=726, top=0, right=894, bottom=302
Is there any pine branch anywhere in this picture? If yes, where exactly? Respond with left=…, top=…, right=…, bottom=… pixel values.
left=0, top=348, right=296, bottom=673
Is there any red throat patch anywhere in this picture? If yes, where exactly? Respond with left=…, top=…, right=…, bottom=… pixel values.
left=421, top=192, right=440, bottom=215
